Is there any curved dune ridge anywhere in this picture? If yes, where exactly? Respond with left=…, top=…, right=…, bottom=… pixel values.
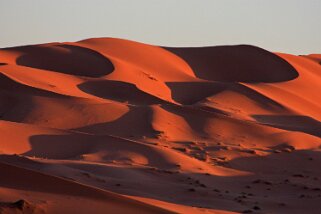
left=0, top=38, right=320, bottom=214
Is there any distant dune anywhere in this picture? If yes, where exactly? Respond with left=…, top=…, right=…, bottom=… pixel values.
left=0, top=38, right=320, bottom=214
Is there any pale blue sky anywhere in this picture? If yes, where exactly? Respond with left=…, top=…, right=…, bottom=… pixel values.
left=0, top=0, right=320, bottom=54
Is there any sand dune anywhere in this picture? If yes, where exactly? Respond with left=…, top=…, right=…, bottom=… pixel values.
left=165, top=45, right=298, bottom=83
left=0, top=38, right=320, bottom=214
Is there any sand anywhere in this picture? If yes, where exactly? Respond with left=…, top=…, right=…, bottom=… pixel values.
left=0, top=37, right=320, bottom=214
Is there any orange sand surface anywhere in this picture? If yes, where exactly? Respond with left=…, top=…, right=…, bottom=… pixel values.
left=0, top=38, right=320, bottom=213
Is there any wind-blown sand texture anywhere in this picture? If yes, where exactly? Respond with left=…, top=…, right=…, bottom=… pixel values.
left=0, top=38, right=320, bottom=214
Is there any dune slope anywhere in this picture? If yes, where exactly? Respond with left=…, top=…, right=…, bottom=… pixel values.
left=0, top=38, right=320, bottom=214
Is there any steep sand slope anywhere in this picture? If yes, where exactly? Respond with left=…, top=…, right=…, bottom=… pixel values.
left=0, top=38, right=320, bottom=214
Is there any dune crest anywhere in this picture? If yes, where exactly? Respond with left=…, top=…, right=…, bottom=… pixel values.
left=0, top=38, right=320, bottom=214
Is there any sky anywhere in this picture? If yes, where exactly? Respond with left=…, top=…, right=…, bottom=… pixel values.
left=0, top=0, right=320, bottom=54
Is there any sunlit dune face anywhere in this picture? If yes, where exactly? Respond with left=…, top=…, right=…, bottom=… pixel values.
left=0, top=38, right=320, bottom=214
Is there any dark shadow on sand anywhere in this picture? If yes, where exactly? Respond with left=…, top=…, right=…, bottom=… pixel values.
left=15, top=44, right=114, bottom=77
left=165, top=45, right=299, bottom=83
left=78, top=80, right=167, bottom=105
left=252, top=115, right=321, bottom=138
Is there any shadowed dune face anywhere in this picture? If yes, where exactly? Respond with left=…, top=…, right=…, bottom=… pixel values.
left=0, top=73, right=66, bottom=123
left=165, top=81, right=289, bottom=107
left=25, top=134, right=183, bottom=170
left=165, top=45, right=299, bottom=83
left=228, top=149, right=321, bottom=175
left=0, top=73, right=64, bottom=97
left=0, top=162, right=172, bottom=214
left=24, top=134, right=92, bottom=160
left=78, top=80, right=167, bottom=105
left=165, top=81, right=226, bottom=105
left=75, top=105, right=157, bottom=137
left=14, top=44, right=114, bottom=77
left=0, top=38, right=321, bottom=214
left=252, top=115, right=321, bottom=138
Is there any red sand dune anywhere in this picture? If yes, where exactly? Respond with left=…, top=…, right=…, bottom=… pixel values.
left=0, top=38, right=320, bottom=214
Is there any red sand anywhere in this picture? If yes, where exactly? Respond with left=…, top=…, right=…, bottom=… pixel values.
left=0, top=38, right=320, bottom=214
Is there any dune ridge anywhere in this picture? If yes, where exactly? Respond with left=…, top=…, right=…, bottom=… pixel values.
left=0, top=37, right=320, bottom=214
